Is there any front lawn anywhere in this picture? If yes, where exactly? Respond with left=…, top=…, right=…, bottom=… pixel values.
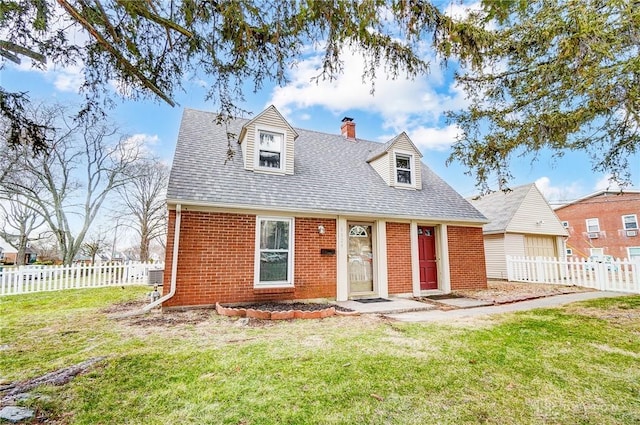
left=1, top=287, right=639, bottom=424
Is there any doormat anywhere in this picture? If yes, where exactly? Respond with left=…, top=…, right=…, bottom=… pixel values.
left=354, top=298, right=391, bottom=304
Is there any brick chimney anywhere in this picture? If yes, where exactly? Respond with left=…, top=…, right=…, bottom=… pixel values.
left=341, top=117, right=356, bottom=140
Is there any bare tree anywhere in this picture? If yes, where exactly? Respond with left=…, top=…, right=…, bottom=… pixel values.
left=0, top=103, right=141, bottom=264
left=80, top=231, right=109, bottom=264
left=116, top=159, right=169, bottom=262
left=0, top=195, right=46, bottom=265
left=31, top=235, right=61, bottom=264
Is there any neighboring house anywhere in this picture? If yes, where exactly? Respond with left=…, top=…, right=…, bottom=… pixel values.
left=0, top=237, right=37, bottom=265
left=554, top=190, right=640, bottom=261
left=162, top=106, right=488, bottom=309
left=469, top=183, right=568, bottom=280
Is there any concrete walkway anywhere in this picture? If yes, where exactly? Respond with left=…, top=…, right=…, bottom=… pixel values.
left=334, top=297, right=435, bottom=314
left=386, top=291, right=631, bottom=322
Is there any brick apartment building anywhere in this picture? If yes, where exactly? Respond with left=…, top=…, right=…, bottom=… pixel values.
left=554, top=190, right=640, bottom=261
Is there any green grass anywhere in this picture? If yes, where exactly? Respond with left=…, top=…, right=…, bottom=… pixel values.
left=1, top=287, right=640, bottom=424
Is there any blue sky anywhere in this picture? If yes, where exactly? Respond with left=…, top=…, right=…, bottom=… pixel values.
left=2, top=14, right=639, bottom=209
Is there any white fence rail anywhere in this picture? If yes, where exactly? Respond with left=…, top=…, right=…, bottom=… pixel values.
left=507, top=256, right=640, bottom=293
left=0, top=262, right=164, bottom=296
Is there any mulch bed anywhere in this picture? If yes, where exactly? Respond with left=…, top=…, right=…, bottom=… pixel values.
left=240, top=302, right=353, bottom=312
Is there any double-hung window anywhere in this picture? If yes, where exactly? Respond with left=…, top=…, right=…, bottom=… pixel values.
left=394, top=152, right=413, bottom=186
left=586, top=218, right=600, bottom=233
left=255, top=217, right=293, bottom=287
left=257, top=130, right=284, bottom=170
left=622, top=214, right=638, bottom=230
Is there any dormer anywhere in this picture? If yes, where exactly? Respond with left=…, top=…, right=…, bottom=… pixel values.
left=367, top=132, right=423, bottom=190
left=238, top=105, right=298, bottom=175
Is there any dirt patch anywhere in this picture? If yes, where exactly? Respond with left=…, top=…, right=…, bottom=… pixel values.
left=126, top=309, right=215, bottom=327
left=454, top=280, right=593, bottom=304
left=101, top=299, right=147, bottom=314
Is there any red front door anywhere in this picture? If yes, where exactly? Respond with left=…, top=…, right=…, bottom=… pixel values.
left=418, top=226, right=438, bottom=290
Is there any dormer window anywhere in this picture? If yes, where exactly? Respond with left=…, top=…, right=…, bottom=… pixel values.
left=257, top=130, right=284, bottom=170
left=395, top=152, right=413, bottom=186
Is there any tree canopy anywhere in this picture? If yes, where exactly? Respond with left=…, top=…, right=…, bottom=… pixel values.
left=1, top=0, right=486, bottom=152
left=448, top=0, right=640, bottom=191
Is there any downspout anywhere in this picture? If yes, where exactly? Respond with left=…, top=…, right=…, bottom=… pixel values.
left=142, top=204, right=181, bottom=312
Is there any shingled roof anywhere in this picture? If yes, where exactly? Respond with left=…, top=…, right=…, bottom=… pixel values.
left=468, top=184, right=534, bottom=233
left=167, top=108, right=487, bottom=223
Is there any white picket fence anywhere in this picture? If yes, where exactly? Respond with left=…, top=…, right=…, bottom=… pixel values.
left=507, top=256, right=640, bottom=293
left=0, top=262, right=165, bottom=296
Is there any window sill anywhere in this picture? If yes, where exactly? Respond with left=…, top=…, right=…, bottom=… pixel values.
left=393, top=183, right=416, bottom=190
left=253, top=167, right=286, bottom=175
left=253, top=286, right=295, bottom=295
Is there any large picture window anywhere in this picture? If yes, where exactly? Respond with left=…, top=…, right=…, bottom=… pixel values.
left=257, top=131, right=283, bottom=170
left=255, top=217, right=293, bottom=286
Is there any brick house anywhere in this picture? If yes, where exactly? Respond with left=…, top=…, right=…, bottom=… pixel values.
left=469, top=183, right=568, bottom=279
left=161, top=106, right=488, bottom=309
left=554, top=190, right=640, bottom=261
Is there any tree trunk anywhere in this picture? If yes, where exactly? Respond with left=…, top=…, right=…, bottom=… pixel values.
left=16, top=235, right=28, bottom=266
left=139, top=222, right=150, bottom=262
left=139, top=237, right=149, bottom=262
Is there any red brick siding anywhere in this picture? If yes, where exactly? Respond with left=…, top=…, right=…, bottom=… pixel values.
left=447, top=226, right=487, bottom=290
left=386, top=222, right=413, bottom=294
left=555, top=192, right=640, bottom=259
left=162, top=211, right=336, bottom=308
left=291, top=218, right=337, bottom=300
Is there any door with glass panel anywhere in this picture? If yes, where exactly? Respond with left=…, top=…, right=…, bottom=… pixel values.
left=348, top=224, right=374, bottom=294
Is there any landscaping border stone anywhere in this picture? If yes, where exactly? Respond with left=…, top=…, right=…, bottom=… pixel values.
left=216, top=302, right=337, bottom=320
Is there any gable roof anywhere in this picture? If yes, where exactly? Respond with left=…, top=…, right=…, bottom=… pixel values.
left=469, top=184, right=533, bottom=233
left=238, top=104, right=299, bottom=142
left=469, top=183, right=567, bottom=235
left=366, top=132, right=423, bottom=162
left=167, top=108, right=486, bottom=223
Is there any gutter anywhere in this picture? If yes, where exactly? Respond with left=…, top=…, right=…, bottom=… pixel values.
left=142, top=204, right=181, bottom=312
left=165, top=199, right=489, bottom=226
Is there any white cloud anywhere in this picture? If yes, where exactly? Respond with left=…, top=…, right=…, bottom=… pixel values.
left=268, top=47, right=468, bottom=150
left=593, top=174, right=621, bottom=191
left=443, top=1, right=483, bottom=20
left=408, top=124, right=462, bottom=151
left=535, top=176, right=582, bottom=204
left=51, top=63, right=85, bottom=93
left=121, top=133, right=160, bottom=156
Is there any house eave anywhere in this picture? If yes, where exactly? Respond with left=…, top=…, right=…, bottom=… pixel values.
left=165, top=198, right=488, bottom=226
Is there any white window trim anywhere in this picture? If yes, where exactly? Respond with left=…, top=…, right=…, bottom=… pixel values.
left=628, top=246, right=640, bottom=261
left=585, top=218, right=600, bottom=233
left=254, top=216, right=294, bottom=288
left=589, top=247, right=604, bottom=257
left=393, top=150, right=415, bottom=188
left=254, top=125, right=286, bottom=173
left=622, top=214, right=638, bottom=230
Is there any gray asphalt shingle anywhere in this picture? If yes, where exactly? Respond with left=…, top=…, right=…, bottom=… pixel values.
left=167, top=108, right=486, bottom=223
left=468, top=184, right=533, bottom=233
